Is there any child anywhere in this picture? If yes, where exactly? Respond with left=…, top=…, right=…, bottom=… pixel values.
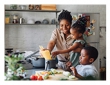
left=52, top=17, right=87, bottom=70
left=70, top=46, right=99, bottom=80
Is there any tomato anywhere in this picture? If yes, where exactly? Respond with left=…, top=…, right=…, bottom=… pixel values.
left=38, top=76, right=43, bottom=80
left=34, top=75, right=38, bottom=80
left=30, top=75, right=38, bottom=80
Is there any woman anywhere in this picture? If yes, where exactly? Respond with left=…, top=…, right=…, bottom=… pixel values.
left=46, top=10, right=80, bottom=70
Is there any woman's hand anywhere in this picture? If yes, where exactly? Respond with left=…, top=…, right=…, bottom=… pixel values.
left=51, top=51, right=60, bottom=56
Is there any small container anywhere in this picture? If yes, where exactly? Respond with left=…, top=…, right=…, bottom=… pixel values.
left=12, top=14, right=19, bottom=23
left=5, top=14, right=10, bottom=24
left=29, top=4, right=34, bottom=10
left=35, top=5, right=41, bottom=10
left=19, top=5, right=26, bottom=10
left=19, top=18, right=25, bottom=24
left=10, top=5, right=17, bottom=10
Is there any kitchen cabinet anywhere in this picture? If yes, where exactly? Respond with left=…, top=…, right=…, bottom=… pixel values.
left=5, top=9, right=60, bottom=27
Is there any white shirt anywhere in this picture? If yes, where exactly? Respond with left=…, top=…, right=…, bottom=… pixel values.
left=75, top=64, right=99, bottom=79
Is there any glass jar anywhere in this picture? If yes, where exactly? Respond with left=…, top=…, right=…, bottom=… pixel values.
left=12, top=14, right=19, bottom=23
left=19, top=5, right=26, bottom=10
left=5, top=14, right=10, bottom=24
left=10, top=5, right=17, bottom=10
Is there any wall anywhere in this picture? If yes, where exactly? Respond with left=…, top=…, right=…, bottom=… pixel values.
left=5, top=4, right=106, bottom=67
left=57, top=5, right=106, bottom=67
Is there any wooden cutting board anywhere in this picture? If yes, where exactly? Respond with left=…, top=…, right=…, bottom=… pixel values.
left=36, top=69, right=78, bottom=81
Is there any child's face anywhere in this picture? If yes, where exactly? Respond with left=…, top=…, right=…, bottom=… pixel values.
left=79, top=49, right=93, bottom=65
left=59, top=19, right=71, bottom=34
left=70, top=28, right=82, bottom=39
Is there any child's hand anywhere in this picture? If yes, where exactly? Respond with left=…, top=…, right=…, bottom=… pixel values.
left=66, top=61, right=72, bottom=67
left=51, top=51, right=60, bottom=56
left=70, top=66, right=78, bottom=77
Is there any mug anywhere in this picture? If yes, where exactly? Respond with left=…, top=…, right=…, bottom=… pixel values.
left=20, top=18, right=25, bottom=24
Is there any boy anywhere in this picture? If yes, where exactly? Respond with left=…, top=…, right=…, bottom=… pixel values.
left=70, top=46, right=99, bottom=80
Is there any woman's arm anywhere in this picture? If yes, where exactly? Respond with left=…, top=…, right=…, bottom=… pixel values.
left=47, top=40, right=56, bottom=52
left=51, top=42, right=81, bottom=56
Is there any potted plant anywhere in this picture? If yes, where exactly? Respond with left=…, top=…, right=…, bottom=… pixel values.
left=5, top=54, right=26, bottom=80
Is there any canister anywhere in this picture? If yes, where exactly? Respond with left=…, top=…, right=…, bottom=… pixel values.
left=5, top=14, right=10, bottom=24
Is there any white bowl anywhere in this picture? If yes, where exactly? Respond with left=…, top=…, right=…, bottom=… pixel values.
left=27, top=19, right=35, bottom=24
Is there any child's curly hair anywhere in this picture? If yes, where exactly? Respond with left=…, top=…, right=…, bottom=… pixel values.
left=72, top=17, right=87, bottom=34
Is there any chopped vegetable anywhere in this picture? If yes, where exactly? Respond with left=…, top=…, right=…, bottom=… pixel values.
left=60, top=78, right=68, bottom=80
left=69, top=75, right=75, bottom=79
left=42, top=73, right=49, bottom=79
left=51, top=68, right=57, bottom=74
left=63, top=71, right=71, bottom=77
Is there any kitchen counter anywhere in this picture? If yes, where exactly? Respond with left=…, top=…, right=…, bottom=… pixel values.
left=21, top=60, right=45, bottom=79
left=21, top=60, right=78, bottom=81
left=24, top=69, right=78, bottom=81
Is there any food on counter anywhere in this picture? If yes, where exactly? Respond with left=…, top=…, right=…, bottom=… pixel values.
left=36, top=71, right=49, bottom=80
left=56, top=71, right=63, bottom=74
left=59, top=78, right=68, bottom=80
left=42, top=73, right=49, bottom=80
left=40, top=71, right=51, bottom=75
left=69, top=75, right=75, bottom=79
left=34, top=69, right=78, bottom=80
left=63, top=71, right=71, bottom=77
left=51, top=68, right=57, bottom=74
left=30, top=75, right=38, bottom=80
left=30, top=74, right=43, bottom=80
left=38, top=76, right=43, bottom=80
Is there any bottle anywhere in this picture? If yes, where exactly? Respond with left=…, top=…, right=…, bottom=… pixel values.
left=5, top=14, right=10, bottom=24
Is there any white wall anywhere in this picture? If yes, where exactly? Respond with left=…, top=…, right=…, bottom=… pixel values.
left=5, top=4, right=106, bottom=68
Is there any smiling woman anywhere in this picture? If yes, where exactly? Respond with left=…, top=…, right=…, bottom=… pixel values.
left=45, top=10, right=74, bottom=71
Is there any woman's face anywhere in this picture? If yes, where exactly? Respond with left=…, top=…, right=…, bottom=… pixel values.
left=79, top=49, right=91, bottom=65
left=59, top=19, right=71, bottom=34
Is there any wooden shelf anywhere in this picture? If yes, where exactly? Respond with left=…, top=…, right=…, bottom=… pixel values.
left=5, top=23, right=57, bottom=25
left=5, top=9, right=60, bottom=12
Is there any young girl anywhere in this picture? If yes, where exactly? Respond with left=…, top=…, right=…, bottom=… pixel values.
left=52, top=17, right=87, bottom=70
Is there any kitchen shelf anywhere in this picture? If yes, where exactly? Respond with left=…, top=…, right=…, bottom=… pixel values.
left=5, top=23, right=57, bottom=25
left=5, top=9, right=60, bottom=12
left=5, top=9, right=60, bottom=27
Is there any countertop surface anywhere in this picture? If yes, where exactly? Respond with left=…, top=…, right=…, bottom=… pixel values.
left=21, top=60, right=78, bottom=81
left=21, top=60, right=45, bottom=79
left=24, top=69, right=78, bottom=81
